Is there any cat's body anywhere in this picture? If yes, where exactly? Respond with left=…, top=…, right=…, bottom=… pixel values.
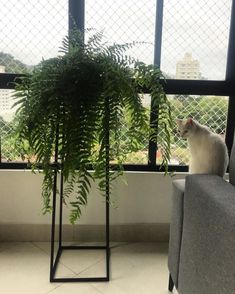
left=176, top=118, right=229, bottom=177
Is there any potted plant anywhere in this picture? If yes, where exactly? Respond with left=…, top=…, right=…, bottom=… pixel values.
left=13, top=30, right=172, bottom=223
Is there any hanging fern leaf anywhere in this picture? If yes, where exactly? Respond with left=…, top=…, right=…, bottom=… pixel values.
left=13, top=29, right=172, bottom=223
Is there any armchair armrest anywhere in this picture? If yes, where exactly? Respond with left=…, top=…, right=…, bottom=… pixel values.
left=178, top=174, right=235, bottom=294
left=168, top=179, right=185, bottom=288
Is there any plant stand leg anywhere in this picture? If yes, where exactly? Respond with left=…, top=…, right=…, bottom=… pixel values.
left=50, top=128, right=59, bottom=282
left=168, top=274, right=174, bottom=292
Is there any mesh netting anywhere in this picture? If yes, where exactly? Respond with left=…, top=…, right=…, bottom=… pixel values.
left=0, top=1, right=230, bottom=164
left=0, top=0, right=68, bottom=73
left=85, top=0, right=156, bottom=65
left=158, top=95, right=229, bottom=165
left=161, top=0, right=232, bottom=80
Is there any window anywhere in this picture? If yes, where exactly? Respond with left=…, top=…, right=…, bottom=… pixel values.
left=0, top=0, right=68, bottom=165
left=0, top=0, right=68, bottom=74
left=85, top=0, right=156, bottom=65
left=161, top=0, right=232, bottom=80
left=165, top=95, right=229, bottom=166
left=0, top=0, right=234, bottom=171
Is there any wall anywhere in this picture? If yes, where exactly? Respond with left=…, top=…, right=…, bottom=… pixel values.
left=0, top=170, right=186, bottom=241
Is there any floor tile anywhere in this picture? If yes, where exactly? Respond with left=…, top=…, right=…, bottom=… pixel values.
left=86, top=243, right=170, bottom=294
left=0, top=242, right=171, bottom=294
left=34, top=242, right=106, bottom=277
left=0, top=241, right=21, bottom=252
left=56, top=249, right=106, bottom=277
left=0, top=242, right=74, bottom=294
left=47, top=283, right=102, bottom=294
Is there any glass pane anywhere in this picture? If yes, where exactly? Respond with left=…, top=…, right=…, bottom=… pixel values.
left=0, top=89, right=22, bottom=162
left=161, top=0, right=232, bottom=80
left=85, top=0, right=156, bottom=64
left=0, top=0, right=68, bottom=73
left=122, top=94, right=151, bottom=164
left=160, top=95, right=229, bottom=166
left=0, top=91, right=151, bottom=165
left=108, top=94, right=151, bottom=165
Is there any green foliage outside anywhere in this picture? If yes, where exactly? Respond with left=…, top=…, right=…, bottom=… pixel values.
left=170, top=95, right=227, bottom=133
left=118, top=95, right=228, bottom=165
left=0, top=52, right=30, bottom=74
left=0, top=116, right=26, bottom=161
left=169, top=95, right=228, bottom=165
left=0, top=95, right=228, bottom=166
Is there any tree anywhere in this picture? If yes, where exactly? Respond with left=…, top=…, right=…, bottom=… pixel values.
left=172, top=95, right=227, bottom=134
left=198, top=96, right=228, bottom=134
left=0, top=52, right=29, bottom=73
left=170, top=95, right=228, bottom=165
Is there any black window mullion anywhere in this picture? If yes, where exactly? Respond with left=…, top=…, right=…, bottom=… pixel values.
left=148, top=0, right=164, bottom=167
left=0, top=73, right=24, bottom=89
left=69, top=0, right=85, bottom=32
left=164, top=79, right=235, bottom=96
left=226, top=96, right=235, bottom=156
left=225, top=0, right=235, bottom=156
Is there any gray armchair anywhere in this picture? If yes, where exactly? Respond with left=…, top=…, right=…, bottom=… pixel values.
left=168, top=144, right=235, bottom=294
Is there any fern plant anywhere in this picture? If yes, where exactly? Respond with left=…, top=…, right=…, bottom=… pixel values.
left=13, top=30, right=172, bottom=223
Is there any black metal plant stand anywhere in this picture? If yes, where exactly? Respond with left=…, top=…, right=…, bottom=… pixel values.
left=50, top=102, right=110, bottom=282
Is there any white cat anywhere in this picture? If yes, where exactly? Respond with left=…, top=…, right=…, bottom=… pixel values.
left=176, top=118, right=229, bottom=177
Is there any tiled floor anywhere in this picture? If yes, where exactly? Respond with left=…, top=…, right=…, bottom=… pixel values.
left=0, top=242, right=173, bottom=294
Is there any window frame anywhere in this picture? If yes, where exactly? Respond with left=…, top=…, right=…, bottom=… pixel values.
left=0, top=0, right=234, bottom=171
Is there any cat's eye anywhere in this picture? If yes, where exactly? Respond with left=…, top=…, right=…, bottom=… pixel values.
left=182, top=130, right=188, bottom=136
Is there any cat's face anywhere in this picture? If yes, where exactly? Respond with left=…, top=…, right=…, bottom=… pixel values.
left=176, top=118, right=196, bottom=139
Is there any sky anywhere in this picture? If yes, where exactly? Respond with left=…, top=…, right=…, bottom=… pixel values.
left=0, top=0, right=232, bottom=80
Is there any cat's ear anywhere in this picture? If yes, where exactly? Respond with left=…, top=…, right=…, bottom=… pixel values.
left=186, top=117, right=194, bottom=126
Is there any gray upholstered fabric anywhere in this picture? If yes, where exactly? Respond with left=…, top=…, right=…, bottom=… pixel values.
left=168, top=179, right=185, bottom=288
left=178, top=174, right=235, bottom=294
left=229, top=143, right=235, bottom=186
